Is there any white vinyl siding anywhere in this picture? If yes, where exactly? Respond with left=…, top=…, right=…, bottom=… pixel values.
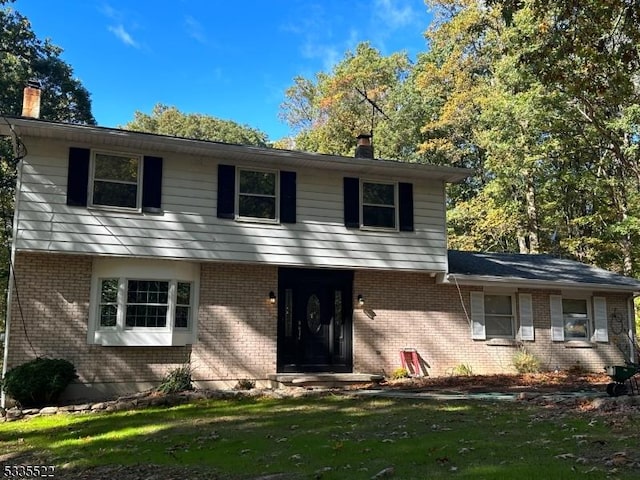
left=15, top=140, right=449, bottom=272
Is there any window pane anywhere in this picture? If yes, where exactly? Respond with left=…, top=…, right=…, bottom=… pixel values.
left=239, top=195, right=276, bottom=219
left=563, top=299, right=587, bottom=315
left=100, top=278, right=118, bottom=303
left=126, top=305, right=168, bottom=328
left=125, top=280, right=169, bottom=328
left=177, top=282, right=191, bottom=305
left=93, top=181, right=138, bottom=208
left=239, top=170, right=275, bottom=195
left=99, top=304, right=117, bottom=327
left=563, top=299, right=588, bottom=339
left=485, top=295, right=512, bottom=315
left=485, top=315, right=514, bottom=337
left=363, top=183, right=394, bottom=205
left=363, top=205, right=395, bottom=228
left=175, top=306, right=190, bottom=329
left=95, top=153, right=138, bottom=182
left=127, top=281, right=169, bottom=304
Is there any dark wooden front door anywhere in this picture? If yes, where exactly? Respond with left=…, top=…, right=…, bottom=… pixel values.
left=277, top=268, right=353, bottom=373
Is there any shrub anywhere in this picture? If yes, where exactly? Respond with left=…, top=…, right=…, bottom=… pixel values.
left=156, top=364, right=193, bottom=394
left=390, top=367, right=410, bottom=380
left=1, top=357, right=77, bottom=407
left=513, top=348, right=540, bottom=373
left=234, top=379, right=255, bottom=390
left=452, top=363, right=474, bottom=376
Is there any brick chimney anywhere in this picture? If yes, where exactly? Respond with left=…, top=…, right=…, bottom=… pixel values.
left=22, top=80, right=41, bottom=119
left=355, top=133, right=374, bottom=159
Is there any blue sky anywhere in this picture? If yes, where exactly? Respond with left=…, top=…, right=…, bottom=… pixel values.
left=13, top=0, right=433, bottom=141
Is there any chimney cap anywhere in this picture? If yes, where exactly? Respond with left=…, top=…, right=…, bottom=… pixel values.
left=26, top=79, right=41, bottom=89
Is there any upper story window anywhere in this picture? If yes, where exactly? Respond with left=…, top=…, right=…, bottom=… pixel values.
left=217, top=164, right=296, bottom=224
left=238, top=168, right=278, bottom=221
left=362, top=181, right=397, bottom=229
left=343, top=177, right=413, bottom=232
left=67, top=147, right=163, bottom=213
left=91, top=152, right=142, bottom=209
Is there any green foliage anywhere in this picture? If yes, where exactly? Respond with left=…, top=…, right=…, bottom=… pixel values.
left=280, top=42, right=413, bottom=158
left=156, top=364, right=193, bottom=394
left=452, top=363, right=474, bottom=376
left=234, top=379, right=256, bottom=391
left=121, top=104, right=269, bottom=147
left=512, top=348, right=540, bottom=374
left=390, top=367, right=410, bottom=380
left=1, top=357, right=77, bottom=407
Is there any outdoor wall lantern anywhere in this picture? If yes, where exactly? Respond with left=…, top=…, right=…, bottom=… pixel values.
left=269, top=291, right=276, bottom=304
left=357, top=294, right=364, bottom=306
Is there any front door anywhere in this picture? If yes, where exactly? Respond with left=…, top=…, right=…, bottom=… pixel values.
left=277, top=268, right=353, bottom=373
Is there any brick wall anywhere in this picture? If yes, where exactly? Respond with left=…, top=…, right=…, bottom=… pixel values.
left=353, top=271, right=633, bottom=376
left=6, top=253, right=634, bottom=399
left=6, top=253, right=191, bottom=387
left=193, top=262, right=278, bottom=382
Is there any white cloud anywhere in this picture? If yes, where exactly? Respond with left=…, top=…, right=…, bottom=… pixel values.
left=184, top=15, right=207, bottom=44
left=374, top=0, right=416, bottom=29
left=108, top=24, right=139, bottom=48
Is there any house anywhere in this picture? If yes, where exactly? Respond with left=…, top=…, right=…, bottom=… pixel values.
left=1, top=92, right=638, bottom=402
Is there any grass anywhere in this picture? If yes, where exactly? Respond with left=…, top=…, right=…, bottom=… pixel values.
left=1, top=393, right=639, bottom=479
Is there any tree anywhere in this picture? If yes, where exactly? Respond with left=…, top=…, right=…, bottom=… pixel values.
left=280, top=42, right=412, bottom=158
left=1, top=0, right=95, bottom=324
left=121, top=104, right=269, bottom=147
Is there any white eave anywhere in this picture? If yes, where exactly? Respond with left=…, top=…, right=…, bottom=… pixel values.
left=0, top=116, right=472, bottom=183
left=441, top=273, right=640, bottom=293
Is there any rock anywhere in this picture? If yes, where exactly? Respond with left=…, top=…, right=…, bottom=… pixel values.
left=39, top=406, right=58, bottom=415
left=22, top=408, right=40, bottom=415
left=5, top=408, right=23, bottom=421
left=90, top=402, right=106, bottom=411
left=371, top=466, right=395, bottom=479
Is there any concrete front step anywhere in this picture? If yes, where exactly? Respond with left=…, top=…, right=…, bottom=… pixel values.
left=269, top=373, right=384, bottom=388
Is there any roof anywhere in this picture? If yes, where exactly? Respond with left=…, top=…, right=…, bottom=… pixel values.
left=0, top=116, right=472, bottom=183
left=447, top=250, right=640, bottom=292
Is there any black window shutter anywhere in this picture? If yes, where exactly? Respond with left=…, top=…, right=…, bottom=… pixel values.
left=398, top=182, right=414, bottom=232
left=67, top=147, right=90, bottom=206
left=280, top=171, right=296, bottom=223
left=142, top=156, right=163, bottom=213
left=217, top=164, right=236, bottom=219
left=343, top=177, right=360, bottom=228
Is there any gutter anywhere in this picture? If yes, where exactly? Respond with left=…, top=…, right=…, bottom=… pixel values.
left=439, top=273, right=640, bottom=294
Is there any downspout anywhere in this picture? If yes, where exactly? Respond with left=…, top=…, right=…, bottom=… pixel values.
left=628, top=296, right=638, bottom=364
left=1, top=133, right=25, bottom=408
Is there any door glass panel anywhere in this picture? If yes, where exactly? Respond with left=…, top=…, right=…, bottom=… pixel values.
left=307, top=294, right=321, bottom=333
left=285, top=289, right=293, bottom=337
left=334, top=290, right=343, bottom=339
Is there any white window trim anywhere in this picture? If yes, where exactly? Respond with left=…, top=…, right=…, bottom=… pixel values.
left=550, top=294, right=608, bottom=343
left=470, top=288, right=524, bottom=342
left=88, top=258, right=200, bottom=347
left=360, top=179, right=399, bottom=231
left=235, top=167, right=280, bottom=224
left=88, top=149, right=143, bottom=212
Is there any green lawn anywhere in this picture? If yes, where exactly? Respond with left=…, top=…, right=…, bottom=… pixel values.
left=1, top=393, right=639, bottom=479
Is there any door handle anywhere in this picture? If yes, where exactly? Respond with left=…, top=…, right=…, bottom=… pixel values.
left=297, top=320, right=302, bottom=341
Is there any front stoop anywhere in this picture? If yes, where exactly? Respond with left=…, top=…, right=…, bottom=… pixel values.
left=268, top=373, right=384, bottom=389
